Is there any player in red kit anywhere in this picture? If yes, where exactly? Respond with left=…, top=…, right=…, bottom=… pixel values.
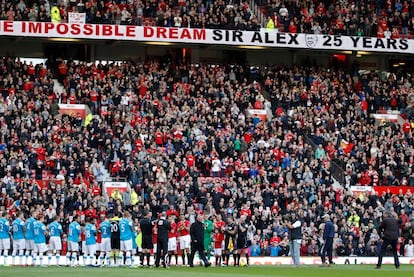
left=177, top=214, right=190, bottom=265
left=213, top=229, right=224, bottom=266
left=167, top=215, right=178, bottom=265
left=213, top=214, right=226, bottom=265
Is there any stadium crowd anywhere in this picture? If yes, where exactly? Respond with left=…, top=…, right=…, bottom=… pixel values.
left=0, top=52, right=413, bottom=266
left=0, top=0, right=414, bottom=37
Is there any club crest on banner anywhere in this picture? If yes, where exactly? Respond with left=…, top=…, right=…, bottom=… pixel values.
left=305, top=34, right=318, bottom=48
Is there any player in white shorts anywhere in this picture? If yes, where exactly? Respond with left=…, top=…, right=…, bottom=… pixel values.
left=177, top=214, right=191, bottom=265
left=84, top=218, right=97, bottom=266
left=0, top=211, right=11, bottom=265
left=98, top=214, right=112, bottom=266
left=167, top=215, right=178, bottom=265
left=119, top=212, right=134, bottom=266
left=33, top=215, right=48, bottom=266
left=24, top=211, right=37, bottom=266
left=48, top=215, right=63, bottom=266
left=67, top=216, right=82, bottom=267
left=12, top=212, right=26, bottom=265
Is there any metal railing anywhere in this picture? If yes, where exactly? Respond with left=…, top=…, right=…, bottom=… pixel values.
left=303, top=133, right=346, bottom=186
left=249, top=0, right=266, bottom=29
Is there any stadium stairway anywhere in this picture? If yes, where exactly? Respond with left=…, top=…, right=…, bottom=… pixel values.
left=99, top=161, right=112, bottom=182
left=52, top=79, right=64, bottom=102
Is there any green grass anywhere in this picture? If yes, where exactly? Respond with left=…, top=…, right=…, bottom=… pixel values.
left=0, top=265, right=412, bottom=277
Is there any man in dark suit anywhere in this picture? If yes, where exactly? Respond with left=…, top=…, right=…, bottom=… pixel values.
left=320, top=214, right=335, bottom=266
left=189, top=213, right=211, bottom=267
left=376, top=211, right=401, bottom=269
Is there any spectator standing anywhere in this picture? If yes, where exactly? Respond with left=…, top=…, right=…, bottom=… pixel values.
left=405, top=240, right=414, bottom=257
left=376, top=211, right=401, bottom=269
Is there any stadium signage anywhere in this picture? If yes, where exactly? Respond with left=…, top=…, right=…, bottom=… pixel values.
left=0, top=21, right=413, bottom=53
left=144, top=26, right=206, bottom=40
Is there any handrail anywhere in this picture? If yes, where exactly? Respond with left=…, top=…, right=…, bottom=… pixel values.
left=249, top=0, right=266, bottom=28
left=303, top=132, right=346, bottom=186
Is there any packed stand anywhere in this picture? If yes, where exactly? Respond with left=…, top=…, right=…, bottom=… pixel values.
left=260, top=0, right=414, bottom=38
left=1, top=0, right=261, bottom=31
left=3, top=0, right=414, bottom=37
left=0, top=55, right=413, bottom=267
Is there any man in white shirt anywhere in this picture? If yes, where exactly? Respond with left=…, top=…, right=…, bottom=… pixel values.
left=405, top=239, right=414, bottom=257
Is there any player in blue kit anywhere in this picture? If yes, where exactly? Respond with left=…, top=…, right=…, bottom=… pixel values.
left=12, top=212, right=26, bottom=266
left=33, top=214, right=47, bottom=267
left=67, top=215, right=81, bottom=267
left=48, top=215, right=63, bottom=266
left=24, top=211, right=36, bottom=266
left=98, top=214, right=112, bottom=266
left=0, top=211, right=10, bottom=266
left=84, top=217, right=97, bottom=266
left=119, top=211, right=134, bottom=267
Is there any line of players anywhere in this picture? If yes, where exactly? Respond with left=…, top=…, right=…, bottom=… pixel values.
left=0, top=209, right=251, bottom=267
left=138, top=211, right=251, bottom=267
left=0, top=210, right=136, bottom=267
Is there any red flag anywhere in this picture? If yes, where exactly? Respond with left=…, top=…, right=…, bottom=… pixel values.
left=340, top=139, right=354, bottom=154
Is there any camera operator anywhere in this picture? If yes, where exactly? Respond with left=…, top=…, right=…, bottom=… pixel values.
left=284, top=213, right=302, bottom=267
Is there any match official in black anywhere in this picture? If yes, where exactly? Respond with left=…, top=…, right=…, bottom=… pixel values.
left=189, top=213, right=211, bottom=267
left=155, top=211, right=171, bottom=268
left=376, top=211, right=401, bottom=269
left=139, top=210, right=154, bottom=267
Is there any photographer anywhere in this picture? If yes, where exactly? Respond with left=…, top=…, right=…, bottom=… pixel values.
left=284, top=213, right=302, bottom=267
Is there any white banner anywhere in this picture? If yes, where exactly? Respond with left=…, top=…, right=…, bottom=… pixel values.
left=247, top=109, right=271, bottom=121
left=0, top=21, right=413, bottom=53
left=58, top=103, right=87, bottom=119
left=350, top=186, right=374, bottom=193
left=103, top=181, right=129, bottom=199
left=68, top=12, right=86, bottom=24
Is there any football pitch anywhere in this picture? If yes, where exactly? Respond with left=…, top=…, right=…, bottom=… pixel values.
left=0, top=265, right=412, bottom=277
